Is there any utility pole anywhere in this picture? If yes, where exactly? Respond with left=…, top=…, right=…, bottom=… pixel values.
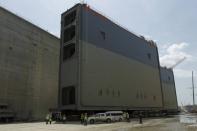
left=192, top=71, right=195, bottom=105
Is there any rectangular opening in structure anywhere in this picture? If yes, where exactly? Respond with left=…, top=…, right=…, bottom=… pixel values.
left=62, top=86, right=76, bottom=105
left=64, top=11, right=76, bottom=27
left=64, top=26, right=75, bottom=43
left=63, top=43, right=75, bottom=61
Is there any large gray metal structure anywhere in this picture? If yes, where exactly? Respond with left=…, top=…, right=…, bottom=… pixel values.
left=0, top=7, right=60, bottom=120
left=59, top=4, right=164, bottom=112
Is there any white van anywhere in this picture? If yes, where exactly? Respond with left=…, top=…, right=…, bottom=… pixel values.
left=87, top=111, right=124, bottom=124
left=105, top=111, right=124, bottom=122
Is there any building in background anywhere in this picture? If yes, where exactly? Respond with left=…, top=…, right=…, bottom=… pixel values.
left=0, top=7, right=60, bottom=120
left=160, top=67, right=178, bottom=113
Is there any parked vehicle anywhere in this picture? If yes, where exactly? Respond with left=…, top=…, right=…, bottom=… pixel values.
left=88, top=113, right=109, bottom=124
left=105, top=111, right=124, bottom=122
left=88, top=111, right=124, bottom=124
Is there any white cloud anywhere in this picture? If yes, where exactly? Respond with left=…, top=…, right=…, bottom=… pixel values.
left=160, top=42, right=191, bottom=68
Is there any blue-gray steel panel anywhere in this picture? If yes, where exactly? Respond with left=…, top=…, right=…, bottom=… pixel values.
left=160, top=67, right=175, bottom=84
left=80, top=6, right=159, bottom=68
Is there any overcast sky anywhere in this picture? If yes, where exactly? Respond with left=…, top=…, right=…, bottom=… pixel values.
left=0, top=0, right=197, bottom=106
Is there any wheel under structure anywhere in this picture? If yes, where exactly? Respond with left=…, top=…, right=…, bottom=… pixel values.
left=90, top=119, right=95, bottom=124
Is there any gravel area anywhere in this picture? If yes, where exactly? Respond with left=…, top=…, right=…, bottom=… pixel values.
left=0, top=116, right=197, bottom=131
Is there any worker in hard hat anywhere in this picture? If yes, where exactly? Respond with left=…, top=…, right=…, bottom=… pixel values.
left=80, top=113, right=84, bottom=124
left=62, top=114, right=67, bottom=123
left=45, top=114, right=50, bottom=124
left=126, top=112, right=130, bottom=122
left=49, top=114, right=52, bottom=124
left=84, top=113, right=88, bottom=126
left=139, top=112, right=143, bottom=124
